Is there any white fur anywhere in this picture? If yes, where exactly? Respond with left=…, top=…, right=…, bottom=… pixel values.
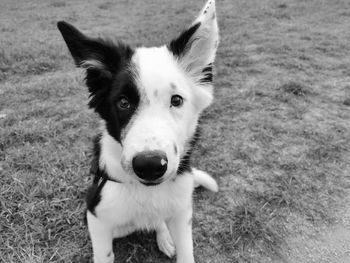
left=88, top=167, right=217, bottom=263
left=87, top=1, right=219, bottom=262
left=193, top=168, right=219, bottom=192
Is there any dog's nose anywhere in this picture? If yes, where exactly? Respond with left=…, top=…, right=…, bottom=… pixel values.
left=132, top=151, right=168, bottom=181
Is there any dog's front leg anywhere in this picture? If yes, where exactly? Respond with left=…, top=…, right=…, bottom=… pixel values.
left=167, top=209, right=195, bottom=263
left=87, top=211, right=114, bottom=263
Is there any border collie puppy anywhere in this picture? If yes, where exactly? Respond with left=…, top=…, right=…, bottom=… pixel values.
left=57, top=0, right=219, bottom=262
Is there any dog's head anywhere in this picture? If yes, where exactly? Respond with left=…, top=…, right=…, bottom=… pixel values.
left=58, top=0, right=219, bottom=186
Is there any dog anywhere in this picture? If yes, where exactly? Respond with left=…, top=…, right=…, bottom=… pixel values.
left=57, top=0, right=219, bottom=262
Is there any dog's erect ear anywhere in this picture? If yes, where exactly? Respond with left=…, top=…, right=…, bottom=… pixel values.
left=169, top=0, right=219, bottom=84
left=57, top=21, right=132, bottom=78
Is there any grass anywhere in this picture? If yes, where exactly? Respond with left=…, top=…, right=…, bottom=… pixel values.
left=1, top=0, right=350, bottom=262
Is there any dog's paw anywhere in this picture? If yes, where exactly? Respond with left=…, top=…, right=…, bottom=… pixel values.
left=156, top=225, right=176, bottom=258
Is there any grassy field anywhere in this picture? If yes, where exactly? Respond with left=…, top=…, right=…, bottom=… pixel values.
left=1, top=0, right=350, bottom=262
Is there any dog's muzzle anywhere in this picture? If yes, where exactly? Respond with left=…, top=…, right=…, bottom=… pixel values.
left=132, top=150, right=168, bottom=184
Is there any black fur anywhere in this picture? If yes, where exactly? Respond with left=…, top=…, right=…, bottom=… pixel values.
left=200, top=63, right=213, bottom=83
left=177, top=127, right=201, bottom=175
left=86, top=135, right=106, bottom=214
left=168, top=22, right=201, bottom=57
left=57, top=21, right=139, bottom=143
left=103, top=71, right=140, bottom=143
left=86, top=175, right=107, bottom=215
left=90, top=135, right=102, bottom=176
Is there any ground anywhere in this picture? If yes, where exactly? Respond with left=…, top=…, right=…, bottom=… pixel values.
left=1, top=0, right=350, bottom=262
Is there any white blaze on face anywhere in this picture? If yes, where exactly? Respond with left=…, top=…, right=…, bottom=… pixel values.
left=120, top=46, right=198, bottom=179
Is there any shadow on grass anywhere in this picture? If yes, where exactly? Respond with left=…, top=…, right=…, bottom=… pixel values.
left=280, top=81, right=310, bottom=97
left=114, top=232, right=173, bottom=263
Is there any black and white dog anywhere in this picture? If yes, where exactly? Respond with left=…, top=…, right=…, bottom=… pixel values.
left=58, top=0, right=219, bottom=262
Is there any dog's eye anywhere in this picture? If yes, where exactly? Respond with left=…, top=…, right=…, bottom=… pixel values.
left=170, top=95, right=183, bottom=107
left=117, top=96, right=131, bottom=110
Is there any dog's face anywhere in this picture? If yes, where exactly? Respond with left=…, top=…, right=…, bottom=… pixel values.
left=58, top=0, right=219, bottom=185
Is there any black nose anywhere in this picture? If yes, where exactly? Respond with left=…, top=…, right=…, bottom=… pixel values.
left=132, top=151, right=168, bottom=181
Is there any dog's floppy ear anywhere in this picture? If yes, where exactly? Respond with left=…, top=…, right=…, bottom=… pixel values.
left=169, top=0, right=219, bottom=84
left=57, top=21, right=132, bottom=81
left=57, top=21, right=134, bottom=115
left=59, top=21, right=112, bottom=74
left=57, top=21, right=133, bottom=105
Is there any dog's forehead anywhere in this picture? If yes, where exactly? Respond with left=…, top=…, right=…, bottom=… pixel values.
left=132, top=46, right=189, bottom=98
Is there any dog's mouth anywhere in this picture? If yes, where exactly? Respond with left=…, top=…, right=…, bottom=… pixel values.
left=140, top=179, right=163, bottom=186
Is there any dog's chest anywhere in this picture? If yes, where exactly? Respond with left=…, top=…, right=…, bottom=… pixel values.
left=96, top=177, right=194, bottom=229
